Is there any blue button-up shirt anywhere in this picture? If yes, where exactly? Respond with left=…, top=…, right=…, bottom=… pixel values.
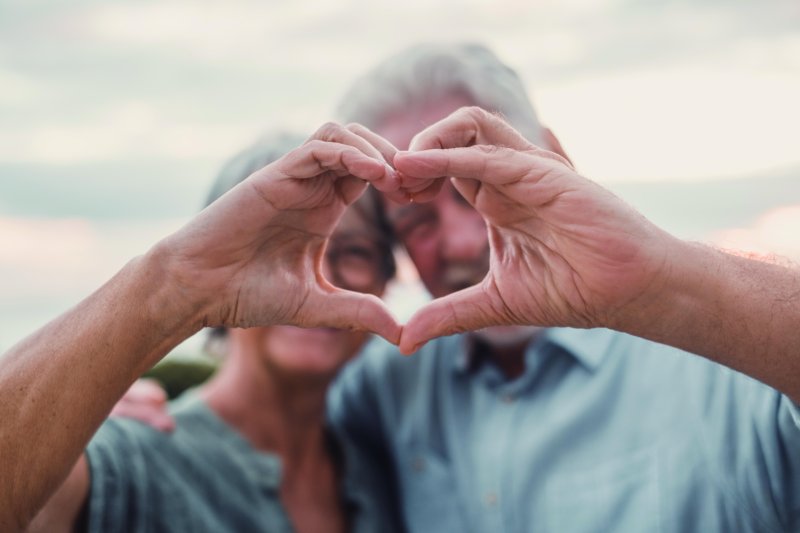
left=328, top=328, right=800, bottom=532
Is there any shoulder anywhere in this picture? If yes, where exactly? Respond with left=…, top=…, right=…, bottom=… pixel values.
left=331, top=335, right=462, bottom=407
left=84, top=398, right=285, bottom=532
left=589, top=329, right=790, bottom=425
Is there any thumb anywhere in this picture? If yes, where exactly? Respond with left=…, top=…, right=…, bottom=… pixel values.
left=399, top=283, right=498, bottom=354
left=304, top=289, right=402, bottom=345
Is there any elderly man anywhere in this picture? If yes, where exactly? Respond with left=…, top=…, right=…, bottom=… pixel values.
left=328, top=43, right=800, bottom=532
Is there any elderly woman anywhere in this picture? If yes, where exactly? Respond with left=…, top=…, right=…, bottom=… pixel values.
left=28, top=131, right=401, bottom=533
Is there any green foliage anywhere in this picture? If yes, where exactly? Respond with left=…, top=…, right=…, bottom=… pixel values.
left=143, top=359, right=218, bottom=399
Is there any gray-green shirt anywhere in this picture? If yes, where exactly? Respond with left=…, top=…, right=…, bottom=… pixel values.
left=85, top=394, right=392, bottom=532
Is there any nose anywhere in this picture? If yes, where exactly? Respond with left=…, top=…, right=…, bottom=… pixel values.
left=439, top=199, right=487, bottom=262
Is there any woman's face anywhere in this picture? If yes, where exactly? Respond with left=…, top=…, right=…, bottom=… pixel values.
left=236, top=205, right=391, bottom=380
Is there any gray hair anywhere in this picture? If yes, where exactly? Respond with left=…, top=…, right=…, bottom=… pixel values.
left=336, top=42, right=545, bottom=145
left=205, top=130, right=305, bottom=207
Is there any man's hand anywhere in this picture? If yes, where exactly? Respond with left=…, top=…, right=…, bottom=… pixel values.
left=158, top=123, right=403, bottom=344
left=394, top=107, right=676, bottom=353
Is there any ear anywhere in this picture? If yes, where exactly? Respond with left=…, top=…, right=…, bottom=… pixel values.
left=542, top=127, right=574, bottom=167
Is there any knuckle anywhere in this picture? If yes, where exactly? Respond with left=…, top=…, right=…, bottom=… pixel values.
left=464, top=105, right=490, bottom=122
left=476, top=144, right=501, bottom=155
left=345, top=122, right=367, bottom=134
left=490, top=110, right=511, bottom=126
left=313, top=121, right=344, bottom=141
left=302, top=139, right=326, bottom=153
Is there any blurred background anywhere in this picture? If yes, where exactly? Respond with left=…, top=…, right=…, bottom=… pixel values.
left=1, top=0, right=798, bottom=357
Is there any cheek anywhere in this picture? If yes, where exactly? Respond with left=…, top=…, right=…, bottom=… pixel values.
left=464, top=210, right=488, bottom=237
left=259, top=327, right=294, bottom=359
left=342, top=330, right=370, bottom=355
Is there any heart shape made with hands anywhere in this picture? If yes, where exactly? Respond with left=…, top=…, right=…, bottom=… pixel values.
left=323, top=108, right=665, bottom=355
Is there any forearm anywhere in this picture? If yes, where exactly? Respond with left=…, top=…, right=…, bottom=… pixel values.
left=618, top=239, right=800, bottom=401
left=0, top=245, right=202, bottom=531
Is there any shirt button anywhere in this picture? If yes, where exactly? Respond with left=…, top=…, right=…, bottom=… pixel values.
left=500, top=393, right=515, bottom=404
left=484, top=492, right=499, bottom=507
left=411, top=457, right=425, bottom=473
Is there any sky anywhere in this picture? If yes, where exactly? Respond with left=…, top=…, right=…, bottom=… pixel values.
left=1, top=0, right=799, bottom=353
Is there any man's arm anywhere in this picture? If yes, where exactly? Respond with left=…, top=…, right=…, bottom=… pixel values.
left=0, top=124, right=402, bottom=531
left=395, top=106, right=800, bottom=401
left=632, top=242, right=800, bottom=402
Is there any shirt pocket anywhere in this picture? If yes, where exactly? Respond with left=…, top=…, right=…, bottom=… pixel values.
left=545, top=446, right=661, bottom=533
left=396, top=448, right=467, bottom=533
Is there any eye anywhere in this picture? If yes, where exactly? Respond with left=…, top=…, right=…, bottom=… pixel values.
left=325, top=238, right=386, bottom=293
left=338, top=244, right=378, bottom=261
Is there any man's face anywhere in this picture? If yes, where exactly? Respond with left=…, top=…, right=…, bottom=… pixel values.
left=375, top=93, right=490, bottom=299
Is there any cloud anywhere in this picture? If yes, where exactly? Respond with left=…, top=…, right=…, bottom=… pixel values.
left=537, top=63, right=800, bottom=182
left=0, top=215, right=186, bottom=350
left=710, top=205, right=800, bottom=261
left=0, top=100, right=260, bottom=164
left=69, top=1, right=350, bottom=66
left=0, top=215, right=183, bottom=292
left=0, top=67, right=50, bottom=106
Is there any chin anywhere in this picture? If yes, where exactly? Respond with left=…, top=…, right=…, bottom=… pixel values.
left=472, top=326, right=541, bottom=348
left=264, top=326, right=366, bottom=377
left=275, top=344, right=351, bottom=375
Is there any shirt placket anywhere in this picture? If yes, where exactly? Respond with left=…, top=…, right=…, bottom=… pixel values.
left=470, top=369, right=520, bottom=533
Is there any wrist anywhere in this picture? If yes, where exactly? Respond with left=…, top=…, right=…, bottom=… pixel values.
left=136, top=241, right=209, bottom=351
left=606, top=232, right=700, bottom=337
left=609, top=237, right=719, bottom=345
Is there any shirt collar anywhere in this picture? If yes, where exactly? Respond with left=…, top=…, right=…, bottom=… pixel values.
left=540, top=327, right=616, bottom=372
left=453, top=327, right=616, bottom=375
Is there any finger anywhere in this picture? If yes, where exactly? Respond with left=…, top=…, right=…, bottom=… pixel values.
left=302, top=289, right=402, bottom=345
left=120, top=378, right=169, bottom=405
left=395, top=145, right=539, bottom=186
left=274, top=140, right=398, bottom=193
left=311, top=123, right=400, bottom=193
left=345, top=123, right=399, bottom=166
left=393, top=159, right=444, bottom=203
left=345, top=124, right=408, bottom=201
left=407, top=178, right=446, bottom=203
left=310, top=122, right=385, bottom=162
left=409, top=106, right=533, bottom=152
left=337, top=174, right=370, bottom=205
left=449, top=176, right=480, bottom=207
left=399, top=283, right=499, bottom=354
left=397, top=173, right=441, bottom=194
left=110, top=402, right=176, bottom=432
left=382, top=188, right=413, bottom=205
